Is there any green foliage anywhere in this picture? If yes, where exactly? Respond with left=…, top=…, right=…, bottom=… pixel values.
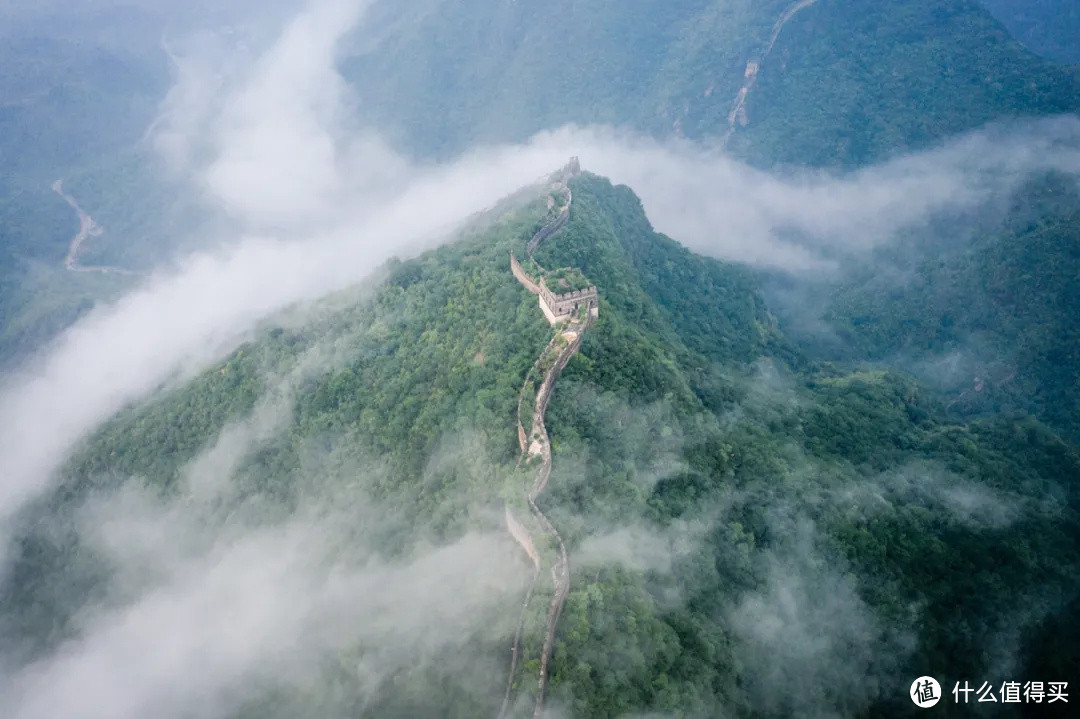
left=0, top=29, right=200, bottom=365
left=544, top=266, right=592, bottom=293
left=821, top=173, right=1080, bottom=440
left=66, top=346, right=268, bottom=489
left=63, top=196, right=556, bottom=522
left=978, top=0, right=1080, bottom=65
left=732, top=0, right=1080, bottom=167
left=8, top=173, right=1079, bottom=718
left=340, top=0, right=1079, bottom=168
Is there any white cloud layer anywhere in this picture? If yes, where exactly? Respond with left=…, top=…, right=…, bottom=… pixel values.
left=1, top=480, right=523, bottom=719
left=2, top=0, right=1078, bottom=598
left=0, top=3, right=1077, bottom=717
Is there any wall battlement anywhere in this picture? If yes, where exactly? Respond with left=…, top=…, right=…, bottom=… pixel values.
left=556, top=156, right=581, bottom=181
left=510, top=158, right=598, bottom=326
left=538, top=278, right=598, bottom=323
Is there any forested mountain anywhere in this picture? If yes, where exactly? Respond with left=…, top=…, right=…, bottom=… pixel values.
left=3, top=0, right=1078, bottom=363
left=729, top=0, right=1080, bottom=167
left=1, top=2, right=1078, bottom=717
left=0, top=2, right=287, bottom=365
left=5, top=174, right=1076, bottom=717
left=342, top=0, right=1080, bottom=166
left=785, top=172, right=1080, bottom=442
left=978, top=0, right=1080, bottom=64
left=340, top=0, right=1080, bottom=447
left=0, top=10, right=168, bottom=364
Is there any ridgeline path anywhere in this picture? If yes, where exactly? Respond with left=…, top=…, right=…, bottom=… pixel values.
left=721, top=0, right=821, bottom=147
left=53, top=180, right=139, bottom=276
left=500, top=161, right=587, bottom=719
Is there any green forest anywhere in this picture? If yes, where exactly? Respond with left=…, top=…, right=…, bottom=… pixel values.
left=342, top=0, right=1080, bottom=167
left=1, top=2, right=1079, bottom=717
left=5, top=174, right=1076, bottom=718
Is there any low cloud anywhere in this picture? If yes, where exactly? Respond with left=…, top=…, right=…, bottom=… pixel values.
left=728, top=519, right=907, bottom=718
left=573, top=116, right=1080, bottom=271
left=3, top=0, right=1077, bottom=539
left=576, top=519, right=707, bottom=578
left=837, top=461, right=1029, bottom=530
left=1, top=401, right=527, bottom=719
left=0, top=5, right=1077, bottom=715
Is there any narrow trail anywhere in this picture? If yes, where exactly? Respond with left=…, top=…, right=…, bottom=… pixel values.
left=52, top=180, right=139, bottom=276
left=500, top=160, right=587, bottom=719
left=720, top=0, right=821, bottom=148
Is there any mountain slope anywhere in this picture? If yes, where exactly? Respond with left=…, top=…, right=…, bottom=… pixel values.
left=778, top=172, right=1080, bottom=443
left=5, top=0, right=1078, bottom=367
left=733, top=0, right=1080, bottom=166
left=0, top=20, right=174, bottom=366
left=2, top=170, right=1078, bottom=718
left=341, top=0, right=1080, bottom=167
left=978, top=0, right=1080, bottom=64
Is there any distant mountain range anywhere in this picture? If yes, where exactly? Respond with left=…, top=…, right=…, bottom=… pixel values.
left=341, top=0, right=1080, bottom=166
left=3, top=0, right=1078, bottom=367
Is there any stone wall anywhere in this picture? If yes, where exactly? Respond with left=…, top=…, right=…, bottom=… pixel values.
left=526, top=158, right=578, bottom=255
left=538, top=281, right=598, bottom=322
left=510, top=252, right=542, bottom=294
left=526, top=207, right=569, bottom=256
left=505, top=506, right=540, bottom=569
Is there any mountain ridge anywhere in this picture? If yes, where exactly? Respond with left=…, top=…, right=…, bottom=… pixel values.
left=3, top=168, right=1076, bottom=717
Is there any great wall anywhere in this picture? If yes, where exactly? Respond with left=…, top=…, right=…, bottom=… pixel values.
left=721, top=0, right=821, bottom=148
left=499, top=158, right=594, bottom=719
left=511, top=253, right=598, bottom=325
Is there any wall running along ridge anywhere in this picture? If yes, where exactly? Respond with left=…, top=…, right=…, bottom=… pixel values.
left=510, top=252, right=543, bottom=295
left=500, top=158, right=594, bottom=719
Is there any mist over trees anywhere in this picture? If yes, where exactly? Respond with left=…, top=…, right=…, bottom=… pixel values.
left=0, top=1, right=1078, bottom=718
